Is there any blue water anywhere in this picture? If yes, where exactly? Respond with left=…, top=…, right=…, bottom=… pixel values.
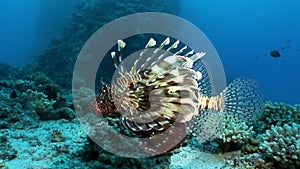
left=0, top=0, right=299, bottom=104
left=0, top=0, right=83, bottom=67
left=179, top=0, right=300, bottom=104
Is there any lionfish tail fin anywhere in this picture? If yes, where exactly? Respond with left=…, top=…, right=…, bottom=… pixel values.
left=220, top=78, right=264, bottom=122
left=187, top=110, right=223, bottom=143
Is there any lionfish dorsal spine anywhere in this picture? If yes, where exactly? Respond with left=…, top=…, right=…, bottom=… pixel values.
left=167, top=39, right=180, bottom=51
left=110, top=51, right=117, bottom=68
left=184, top=49, right=194, bottom=57
left=137, top=37, right=171, bottom=73
left=147, top=39, right=181, bottom=69
left=111, top=39, right=127, bottom=73
left=174, top=45, right=187, bottom=55
left=129, top=38, right=155, bottom=75
left=111, top=50, right=129, bottom=82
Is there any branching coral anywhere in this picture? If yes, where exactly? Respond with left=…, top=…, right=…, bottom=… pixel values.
left=259, top=123, right=300, bottom=168
left=260, top=101, right=300, bottom=131
left=214, top=118, right=254, bottom=152
left=218, top=119, right=254, bottom=143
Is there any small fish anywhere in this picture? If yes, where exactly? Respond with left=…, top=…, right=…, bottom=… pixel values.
left=95, top=37, right=263, bottom=153
left=270, top=50, right=281, bottom=58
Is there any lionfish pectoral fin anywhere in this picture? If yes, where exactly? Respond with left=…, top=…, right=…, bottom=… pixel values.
left=219, top=78, right=264, bottom=122
left=186, top=110, right=223, bottom=143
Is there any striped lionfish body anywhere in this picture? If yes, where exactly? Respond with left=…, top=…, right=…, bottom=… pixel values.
left=95, top=37, right=263, bottom=152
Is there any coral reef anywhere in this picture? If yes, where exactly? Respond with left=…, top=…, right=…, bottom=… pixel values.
left=217, top=119, right=254, bottom=144
left=219, top=101, right=300, bottom=168
left=22, top=89, right=56, bottom=114
left=259, top=123, right=300, bottom=168
left=257, top=101, right=300, bottom=132
left=209, top=118, right=255, bottom=152
left=32, top=0, right=180, bottom=89
left=0, top=81, right=39, bottom=129
left=243, top=136, right=262, bottom=154
left=34, top=73, right=53, bottom=85
left=0, top=72, right=74, bottom=131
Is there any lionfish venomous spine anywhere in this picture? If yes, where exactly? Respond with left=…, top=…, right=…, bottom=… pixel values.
left=95, top=36, right=263, bottom=150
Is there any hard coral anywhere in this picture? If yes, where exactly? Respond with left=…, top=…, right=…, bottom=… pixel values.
left=34, top=73, right=53, bottom=85
left=33, top=73, right=61, bottom=100
left=22, top=89, right=56, bottom=114
left=218, top=119, right=254, bottom=143
left=260, top=101, right=300, bottom=131
left=259, top=123, right=300, bottom=168
left=215, top=119, right=254, bottom=152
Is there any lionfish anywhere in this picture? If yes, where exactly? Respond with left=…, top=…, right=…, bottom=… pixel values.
left=95, top=37, right=263, bottom=153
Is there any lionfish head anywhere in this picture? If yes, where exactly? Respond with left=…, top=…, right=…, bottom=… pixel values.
left=95, top=83, right=116, bottom=117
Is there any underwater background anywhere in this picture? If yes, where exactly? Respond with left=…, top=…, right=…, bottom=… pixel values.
left=0, top=0, right=299, bottom=169
left=1, top=0, right=299, bottom=104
